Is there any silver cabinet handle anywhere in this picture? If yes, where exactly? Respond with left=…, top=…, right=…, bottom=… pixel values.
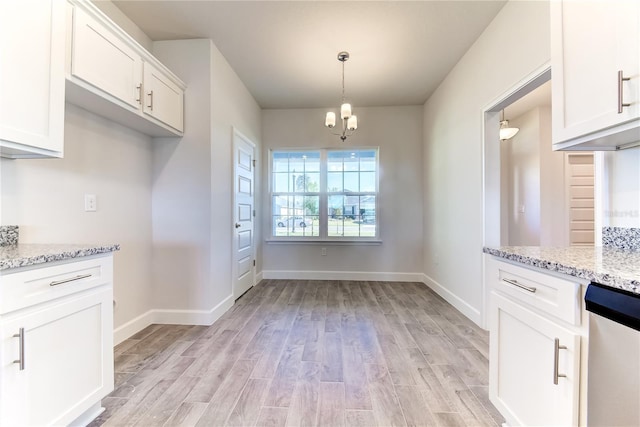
left=136, top=84, right=142, bottom=104
left=13, top=328, right=24, bottom=371
left=502, top=278, right=537, bottom=293
left=618, top=70, right=631, bottom=113
left=553, top=338, right=567, bottom=385
left=148, top=90, right=154, bottom=111
left=49, top=273, right=92, bottom=287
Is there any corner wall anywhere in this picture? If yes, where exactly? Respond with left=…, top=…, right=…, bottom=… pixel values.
left=141, top=39, right=261, bottom=335
left=422, top=0, right=551, bottom=325
left=0, top=104, right=154, bottom=331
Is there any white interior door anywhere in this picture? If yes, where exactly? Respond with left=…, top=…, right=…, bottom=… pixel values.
left=232, top=130, right=255, bottom=299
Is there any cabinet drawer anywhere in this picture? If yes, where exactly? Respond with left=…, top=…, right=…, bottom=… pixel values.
left=494, top=260, right=581, bottom=325
left=0, top=256, right=113, bottom=315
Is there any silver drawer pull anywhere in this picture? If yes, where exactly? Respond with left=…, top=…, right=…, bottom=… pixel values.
left=502, top=278, right=537, bottom=293
left=617, top=70, right=631, bottom=114
left=13, top=328, right=25, bottom=371
left=554, top=338, right=567, bottom=385
left=49, top=273, right=92, bottom=287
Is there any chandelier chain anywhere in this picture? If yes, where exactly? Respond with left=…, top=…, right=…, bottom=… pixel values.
left=342, top=59, right=345, bottom=103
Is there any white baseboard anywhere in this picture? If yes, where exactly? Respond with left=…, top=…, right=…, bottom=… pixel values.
left=113, top=310, right=155, bottom=345
left=420, top=273, right=482, bottom=326
left=113, top=294, right=234, bottom=345
left=255, top=271, right=264, bottom=284
left=262, top=270, right=424, bottom=282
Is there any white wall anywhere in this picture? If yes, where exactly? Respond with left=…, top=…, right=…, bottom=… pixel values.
left=150, top=39, right=261, bottom=319
left=506, top=108, right=542, bottom=246
left=210, top=43, right=263, bottom=289
left=602, top=147, right=640, bottom=228
left=538, top=106, right=566, bottom=246
left=92, top=0, right=153, bottom=51
left=503, top=105, right=563, bottom=246
left=261, top=106, right=423, bottom=279
left=0, top=104, right=154, bottom=330
left=422, top=0, right=550, bottom=324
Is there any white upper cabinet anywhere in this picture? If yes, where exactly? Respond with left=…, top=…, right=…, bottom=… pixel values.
left=66, top=0, right=185, bottom=136
left=551, top=0, right=640, bottom=150
left=0, top=0, right=66, bottom=159
left=143, top=62, right=185, bottom=132
left=71, top=6, right=143, bottom=110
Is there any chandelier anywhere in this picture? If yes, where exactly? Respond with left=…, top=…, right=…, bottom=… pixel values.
left=325, top=51, right=358, bottom=142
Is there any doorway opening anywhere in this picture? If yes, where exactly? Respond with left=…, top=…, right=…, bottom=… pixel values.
left=481, top=64, right=597, bottom=327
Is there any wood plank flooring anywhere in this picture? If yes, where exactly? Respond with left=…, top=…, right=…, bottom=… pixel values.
left=90, top=280, right=504, bottom=427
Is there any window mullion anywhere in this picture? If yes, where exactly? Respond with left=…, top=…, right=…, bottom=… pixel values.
left=319, top=149, right=328, bottom=238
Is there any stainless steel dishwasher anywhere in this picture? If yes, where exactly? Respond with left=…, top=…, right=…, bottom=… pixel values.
left=585, top=282, right=640, bottom=427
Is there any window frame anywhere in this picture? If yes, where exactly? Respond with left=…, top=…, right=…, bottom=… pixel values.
left=268, top=147, right=380, bottom=243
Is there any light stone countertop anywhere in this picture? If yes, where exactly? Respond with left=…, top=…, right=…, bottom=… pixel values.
left=0, top=244, right=120, bottom=271
left=483, top=246, right=640, bottom=295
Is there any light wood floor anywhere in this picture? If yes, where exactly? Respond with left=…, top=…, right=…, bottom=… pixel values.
left=90, top=280, right=504, bottom=427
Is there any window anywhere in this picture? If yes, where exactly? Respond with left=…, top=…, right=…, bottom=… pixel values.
left=271, top=148, right=378, bottom=240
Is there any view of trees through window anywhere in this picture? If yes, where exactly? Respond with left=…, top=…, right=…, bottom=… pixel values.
left=271, top=149, right=378, bottom=238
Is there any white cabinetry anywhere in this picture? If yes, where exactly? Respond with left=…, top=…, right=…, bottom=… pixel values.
left=0, top=0, right=65, bottom=159
left=487, top=257, right=588, bottom=426
left=0, top=255, right=114, bottom=426
left=66, top=0, right=185, bottom=137
left=142, top=62, right=185, bottom=132
left=551, top=0, right=640, bottom=150
left=71, top=6, right=143, bottom=110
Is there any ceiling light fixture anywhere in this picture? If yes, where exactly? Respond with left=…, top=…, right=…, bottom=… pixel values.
left=325, top=51, right=357, bottom=142
left=499, top=109, right=519, bottom=141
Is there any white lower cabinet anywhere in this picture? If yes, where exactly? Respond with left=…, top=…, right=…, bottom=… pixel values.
left=0, top=255, right=114, bottom=426
left=491, top=292, right=580, bottom=426
left=487, top=256, right=588, bottom=426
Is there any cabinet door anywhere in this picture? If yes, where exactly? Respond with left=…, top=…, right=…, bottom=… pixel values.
left=551, top=0, right=639, bottom=145
left=490, top=292, right=580, bottom=426
left=0, top=0, right=65, bottom=157
left=71, top=6, right=143, bottom=110
left=142, top=61, right=184, bottom=132
left=0, top=287, right=114, bottom=427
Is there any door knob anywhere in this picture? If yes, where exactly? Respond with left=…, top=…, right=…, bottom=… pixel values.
left=235, top=223, right=241, bottom=228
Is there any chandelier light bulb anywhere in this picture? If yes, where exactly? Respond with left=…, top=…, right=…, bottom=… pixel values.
left=325, top=112, right=336, bottom=128
left=347, top=115, right=358, bottom=131
left=341, top=103, right=352, bottom=119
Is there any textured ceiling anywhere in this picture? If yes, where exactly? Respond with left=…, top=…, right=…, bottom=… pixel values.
left=113, top=0, right=507, bottom=109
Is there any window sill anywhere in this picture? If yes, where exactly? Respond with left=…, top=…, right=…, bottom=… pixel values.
left=265, top=239, right=382, bottom=246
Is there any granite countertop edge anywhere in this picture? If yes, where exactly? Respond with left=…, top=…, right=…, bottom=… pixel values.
left=0, top=244, right=121, bottom=271
left=483, top=246, right=640, bottom=295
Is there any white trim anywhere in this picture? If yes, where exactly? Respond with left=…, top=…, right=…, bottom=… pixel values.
left=421, top=273, right=482, bottom=327
left=113, top=294, right=234, bottom=345
left=70, top=402, right=104, bottom=427
left=262, top=270, right=423, bottom=282
left=481, top=62, right=552, bottom=329
left=593, top=152, right=604, bottom=246
left=255, top=271, right=264, bottom=284
left=265, top=239, right=382, bottom=245
left=232, top=127, right=256, bottom=299
left=113, top=310, right=154, bottom=345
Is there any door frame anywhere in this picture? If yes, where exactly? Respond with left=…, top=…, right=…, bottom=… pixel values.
left=231, top=127, right=256, bottom=299
left=481, top=63, right=551, bottom=329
